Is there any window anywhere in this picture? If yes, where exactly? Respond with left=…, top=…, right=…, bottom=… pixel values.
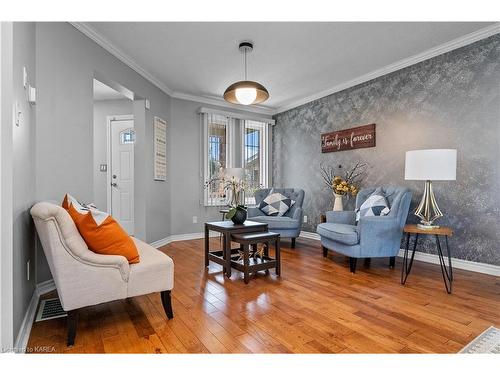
left=202, top=111, right=270, bottom=206
left=120, top=129, right=135, bottom=144
left=203, top=113, right=232, bottom=206
left=243, top=120, right=268, bottom=204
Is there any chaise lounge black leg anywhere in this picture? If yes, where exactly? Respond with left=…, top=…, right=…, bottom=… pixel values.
left=389, top=256, right=396, bottom=269
left=349, top=257, right=357, bottom=273
left=67, top=310, right=78, bottom=346
left=322, top=246, right=328, bottom=257
left=291, top=238, right=296, bottom=248
left=161, top=290, right=174, bottom=319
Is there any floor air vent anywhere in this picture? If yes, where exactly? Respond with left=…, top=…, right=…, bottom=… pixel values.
left=36, top=298, right=68, bottom=322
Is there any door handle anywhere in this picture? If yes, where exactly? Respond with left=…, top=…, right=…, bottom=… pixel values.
left=111, top=182, right=118, bottom=187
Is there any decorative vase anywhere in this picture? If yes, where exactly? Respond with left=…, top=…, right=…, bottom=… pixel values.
left=230, top=206, right=247, bottom=225
left=333, top=193, right=344, bottom=211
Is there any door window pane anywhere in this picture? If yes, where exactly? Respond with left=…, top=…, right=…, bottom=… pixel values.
left=120, top=129, right=135, bottom=144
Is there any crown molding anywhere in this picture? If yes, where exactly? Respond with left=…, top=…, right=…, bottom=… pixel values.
left=171, top=91, right=275, bottom=116
left=71, top=22, right=174, bottom=96
left=71, top=22, right=500, bottom=118
left=274, top=22, right=500, bottom=115
left=70, top=22, right=276, bottom=116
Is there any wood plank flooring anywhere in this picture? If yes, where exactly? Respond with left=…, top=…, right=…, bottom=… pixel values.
left=27, top=237, right=500, bottom=353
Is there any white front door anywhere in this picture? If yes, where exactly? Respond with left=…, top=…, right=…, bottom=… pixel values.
left=110, top=118, right=134, bottom=235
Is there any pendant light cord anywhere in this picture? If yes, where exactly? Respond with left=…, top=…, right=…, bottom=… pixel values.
left=244, top=48, right=247, bottom=80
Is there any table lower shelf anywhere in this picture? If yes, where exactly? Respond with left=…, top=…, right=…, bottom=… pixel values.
left=207, top=248, right=277, bottom=272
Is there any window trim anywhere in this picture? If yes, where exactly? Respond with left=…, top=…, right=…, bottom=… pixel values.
left=201, top=110, right=272, bottom=207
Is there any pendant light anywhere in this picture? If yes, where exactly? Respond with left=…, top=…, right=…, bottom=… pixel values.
left=224, top=41, right=269, bottom=105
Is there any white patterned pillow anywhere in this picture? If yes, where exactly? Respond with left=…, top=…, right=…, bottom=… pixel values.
left=259, top=192, right=295, bottom=216
left=356, top=189, right=390, bottom=221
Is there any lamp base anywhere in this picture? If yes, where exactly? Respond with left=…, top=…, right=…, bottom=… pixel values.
left=414, top=180, right=444, bottom=229
left=417, top=223, right=440, bottom=230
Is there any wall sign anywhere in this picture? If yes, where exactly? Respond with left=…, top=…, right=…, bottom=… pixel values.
left=321, top=123, right=376, bottom=153
left=154, top=116, right=167, bottom=181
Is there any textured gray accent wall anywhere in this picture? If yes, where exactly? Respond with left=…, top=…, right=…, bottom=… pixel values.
left=273, top=34, right=500, bottom=266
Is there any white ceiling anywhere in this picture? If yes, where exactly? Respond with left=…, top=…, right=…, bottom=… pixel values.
left=93, top=78, right=129, bottom=101
left=85, top=22, right=497, bottom=113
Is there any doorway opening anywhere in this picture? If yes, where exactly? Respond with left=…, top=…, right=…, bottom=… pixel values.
left=93, top=78, right=135, bottom=235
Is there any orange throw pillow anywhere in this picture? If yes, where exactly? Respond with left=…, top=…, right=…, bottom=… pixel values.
left=62, top=194, right=140, bottom=264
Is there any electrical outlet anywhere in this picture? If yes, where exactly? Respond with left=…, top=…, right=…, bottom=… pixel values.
left=303, top=215, right=308, bottom=223
left=26, top=260, right=30, bottom=281
left=192, top=216, right=198, bottom=224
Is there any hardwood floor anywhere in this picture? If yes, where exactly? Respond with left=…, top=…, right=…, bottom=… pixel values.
left=27, top=237, right=500, bottom=353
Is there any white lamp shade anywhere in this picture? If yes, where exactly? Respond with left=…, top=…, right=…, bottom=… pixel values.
left=405, top=149, right=457, bottom=181
left=224, top=167, right=245, bottom=181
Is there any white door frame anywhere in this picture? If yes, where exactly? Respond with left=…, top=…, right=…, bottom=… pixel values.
left=0, top=22, right=14, bottom=351
left=106, top=114, right=134, bottom=214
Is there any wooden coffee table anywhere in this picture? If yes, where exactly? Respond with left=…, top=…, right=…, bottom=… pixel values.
left=204, top=220, right=268, bottom=278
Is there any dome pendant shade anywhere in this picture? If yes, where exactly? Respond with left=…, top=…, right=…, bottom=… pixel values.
left=224, top=41, right=269, bottom=105
left=223, top=80, right=269, bottom=105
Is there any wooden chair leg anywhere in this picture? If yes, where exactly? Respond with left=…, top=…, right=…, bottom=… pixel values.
left=291, top=238, right=296, bottom=248
left=161, top=290, right=174, bottom=319
left=389, top=256, right=396, bottom=269
left=276, top=237, right=281, bottom=277
left=67, top=309, right=78, bottom=346
left=349, top=257, right=357, bottom=273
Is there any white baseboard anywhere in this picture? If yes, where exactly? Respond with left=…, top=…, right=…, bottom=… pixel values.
left=14, top=279, right=57, bottom=352
left=299, top=231, right=500, bottom=277
left=150, top=231, right=218, bottom=249
left=396, top=249, right=500, bottom=277
left=299, top=231, right=321, bottom=240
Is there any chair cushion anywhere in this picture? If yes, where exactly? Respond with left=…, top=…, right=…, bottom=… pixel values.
left=62, top=194, right=140, bottom=264
left=317, top=223, right=359, bottom=245
left=250, top=215, right=300, bottom=229
left=258, top=192, right=295, bottom=216
left=127, top=238, right=174, bottom=298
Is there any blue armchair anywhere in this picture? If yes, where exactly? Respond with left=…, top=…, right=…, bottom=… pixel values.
left=247, top=188, right=305, bottom=248
left=317, top=186, right=412, bottom=273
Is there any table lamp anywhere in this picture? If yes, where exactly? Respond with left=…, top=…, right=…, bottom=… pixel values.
left=405, top=149, right=457, bottom=229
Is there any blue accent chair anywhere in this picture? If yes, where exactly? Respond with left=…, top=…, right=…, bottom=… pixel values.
left=247, top=188, right=305, bottom=248
left=317, top=186, right=412, bottom=273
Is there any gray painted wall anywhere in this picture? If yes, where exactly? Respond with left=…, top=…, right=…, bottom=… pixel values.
left=93, top=99, right=133, bottom=210
left=11, top=22, right=36, bottom=344
left=273, top=34, right=500, bottom=266
left=35, top=23, right=172, bottom=282
left=170, top=98, right=273, bottom=234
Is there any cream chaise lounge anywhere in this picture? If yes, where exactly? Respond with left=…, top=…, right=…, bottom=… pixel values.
left=30, top=201, right=174, bottom=346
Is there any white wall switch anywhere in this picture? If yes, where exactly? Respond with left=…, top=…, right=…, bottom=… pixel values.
left=28, top=85, right=36, bottom=104
left=145, top=99, right=150, bottom=110
left=303, top=215, right=308, bottom=223
left=192, top=216, right=198, bottom=224
left=99, top=164, right=107, bottom=172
